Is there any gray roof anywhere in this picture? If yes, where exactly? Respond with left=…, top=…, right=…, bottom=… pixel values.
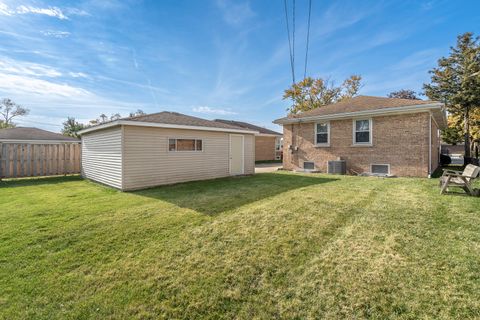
left=0, top=127, right=80, bottom=142
left=123, top=111, right=255, bottom=131
left=214, top=119, right=282, bottom=135
left=276, top=95, right=438, bottom=121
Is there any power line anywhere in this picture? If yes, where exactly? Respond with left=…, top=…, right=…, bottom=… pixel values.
left=292, top=0, right=296, bottom=84
left=283, top=0, right=295, bottom=85
left=304, top=0, right=312, bottom=79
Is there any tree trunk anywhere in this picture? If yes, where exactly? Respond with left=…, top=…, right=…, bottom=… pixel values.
left=464, top=105, right=471, bottom=162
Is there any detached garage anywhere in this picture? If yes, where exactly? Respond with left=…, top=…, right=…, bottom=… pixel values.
left=78, top=111, right=257, bottom=191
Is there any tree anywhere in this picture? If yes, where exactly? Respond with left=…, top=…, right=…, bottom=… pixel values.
left=99, top=114, right=108, bottom=123
left=388, top=89, right=420, bottom=100
left=62, top=117, right=84, bottom=138
left=424, top=32, right=480, bottom=160
left=283, top=75, right=362, bottom=114
left=129, top=109, right=146, bottom=117
left=441, top=115, right=464, bottom=144
left=0, top=98, right=30, bottom=128
left=110, top=113, right=121, bottom=121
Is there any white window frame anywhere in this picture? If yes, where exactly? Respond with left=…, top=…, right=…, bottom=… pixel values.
left=168, top=138, right=204, bottom=152
left=370, top=164, right=390, bottom=175
left=314, top=121, right=330, bottom=147
left=352, top=118, right=373, bottom=146
left=275, top=137, right=282, bottom=151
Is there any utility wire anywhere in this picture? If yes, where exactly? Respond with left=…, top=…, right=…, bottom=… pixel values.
left=283, top=0, right=295, bottom=85
left=303, top=0, right=312, bottom=79
left=292, top=0, right=296, bottom=84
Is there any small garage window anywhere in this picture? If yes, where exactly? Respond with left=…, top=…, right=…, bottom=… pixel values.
left=168, top=139, right=203, bottom=151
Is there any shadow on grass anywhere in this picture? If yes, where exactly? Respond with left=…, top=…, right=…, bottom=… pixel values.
left=0, top=175, right=82, bottom=188
left=134, top=173, right=337, bottom=215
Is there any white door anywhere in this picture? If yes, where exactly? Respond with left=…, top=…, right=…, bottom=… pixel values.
left=229, top=135, right=244, bottom=175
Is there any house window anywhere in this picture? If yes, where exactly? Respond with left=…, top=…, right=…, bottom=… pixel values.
left=315, top=122, right=330, bottom=145
left=353, top=119, right=372, bottom=145
left=275, top=137, right=283, bottom=151
left=168, top=138, right=203, bottom=151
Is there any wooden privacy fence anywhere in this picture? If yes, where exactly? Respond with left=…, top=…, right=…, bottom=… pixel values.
left=0, top=143, right=81, bottom=179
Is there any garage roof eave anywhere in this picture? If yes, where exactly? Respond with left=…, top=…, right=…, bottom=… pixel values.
left=78, top=120, right=259, bottom=135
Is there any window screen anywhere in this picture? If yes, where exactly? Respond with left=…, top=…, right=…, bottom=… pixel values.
left=304, top=161, right=315, bottom=170
left=169, top=139, right=203, bottom=151
left=316, top=123, right=329, bottom=144
left=371, top=164, right=389, bottom=175
left=354, top=119, right=371, bottom=144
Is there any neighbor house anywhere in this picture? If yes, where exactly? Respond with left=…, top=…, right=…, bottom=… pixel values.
left=78, top=112, right=257, bottom=191
left=214, top=119, right=282, bottom=161
left=0, top=127, right=80, bottom=144
left=273, top=96, right=447, bottom=177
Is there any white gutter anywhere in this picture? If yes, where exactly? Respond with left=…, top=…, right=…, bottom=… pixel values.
left=0, top=139, right=80, bottom=144
left=256, top=133, right=282, bottom=137
left=78, top=120, right=259, bottom=135
left=428, top=115, right=432, bottom=177
left=273, top=103, right=444, bottom=125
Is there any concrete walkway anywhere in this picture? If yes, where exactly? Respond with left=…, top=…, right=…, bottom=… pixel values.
left=255, top=163, right=282, bottom=173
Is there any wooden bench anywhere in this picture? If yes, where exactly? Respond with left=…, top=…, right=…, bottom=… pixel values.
left=440, top=164, right=480, bottom=196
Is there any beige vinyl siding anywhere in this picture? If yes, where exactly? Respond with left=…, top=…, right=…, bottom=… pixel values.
left=81, top=127, right=123, bottom=189
left=123, top=126, right=254, bottom=190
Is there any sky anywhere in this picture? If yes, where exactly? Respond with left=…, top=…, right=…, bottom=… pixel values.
left=0, top=0, right=479, bottom=133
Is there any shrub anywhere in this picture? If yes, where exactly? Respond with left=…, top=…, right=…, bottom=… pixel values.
left=440, top=154, right=452, bottom=165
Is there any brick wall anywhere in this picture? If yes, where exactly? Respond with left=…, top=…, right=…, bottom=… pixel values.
left=283, top=113, right=432, bottom=177
left=255, top=136, right=276, bottom=161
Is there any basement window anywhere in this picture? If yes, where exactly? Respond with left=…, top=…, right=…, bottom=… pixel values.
left=168, top=138, right=203, bottom=151
left=371, top=164, right=390, bottom=175
left=304, top=161, right=315, bottom=170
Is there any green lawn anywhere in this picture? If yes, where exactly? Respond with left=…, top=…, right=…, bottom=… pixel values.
left=1, top=172, right=479, bottom=319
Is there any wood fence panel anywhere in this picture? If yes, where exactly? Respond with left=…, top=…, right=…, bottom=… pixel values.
left=0, top=143, right=81, bottom=179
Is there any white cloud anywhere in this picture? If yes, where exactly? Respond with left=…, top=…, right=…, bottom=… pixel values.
left=15, top=5, right=68, bottom=19
left=0, top=57, right=62, bottom=77
left=0, top=73, right=91, bottom=98
left=64, top=7, right=90, bottom=16
left=0, top=2, right=12, bottom=15
left=0, top=3, right=80, bottom=20
left=192, top=106, right=238, bottom=115
left=69, top=72, right=89, bottom=78
left=390, top=49, right=440, bottom=71
left=216, top=0, right=254, bottom=26
left=41, top=30, right=71, bottom=38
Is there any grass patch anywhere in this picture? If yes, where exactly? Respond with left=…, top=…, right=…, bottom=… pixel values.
left=1, top=172, right=479, bottom=319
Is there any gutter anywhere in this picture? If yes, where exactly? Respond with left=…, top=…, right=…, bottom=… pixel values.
left=273, top=103, right=444, bottom=125
left=0, top=139, right=80, bottom=144
left=78, top=120, right=259, bottom=135
left=428, top=115, right=432, bottom=177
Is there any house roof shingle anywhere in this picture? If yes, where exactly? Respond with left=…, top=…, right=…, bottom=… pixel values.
left=0, top=127, right=80, bottom=142
left=214, top=119, right=282, bottom=135
left=123, top=111, right=255, bottom=131
left=79, top=111, right=259, bottom=135
left=276, top=95, right=439, bottom=121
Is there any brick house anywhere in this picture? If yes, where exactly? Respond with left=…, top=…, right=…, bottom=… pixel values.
left=273, top=96, right=447, bottom=177
left=215, top=120, right=283, bottom=161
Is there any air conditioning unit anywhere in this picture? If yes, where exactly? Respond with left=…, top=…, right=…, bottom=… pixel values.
left=328, top=160, right=346, bottom=175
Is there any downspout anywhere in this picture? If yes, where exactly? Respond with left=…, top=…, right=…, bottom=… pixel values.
left=428, top=115, right=432, bottom=178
